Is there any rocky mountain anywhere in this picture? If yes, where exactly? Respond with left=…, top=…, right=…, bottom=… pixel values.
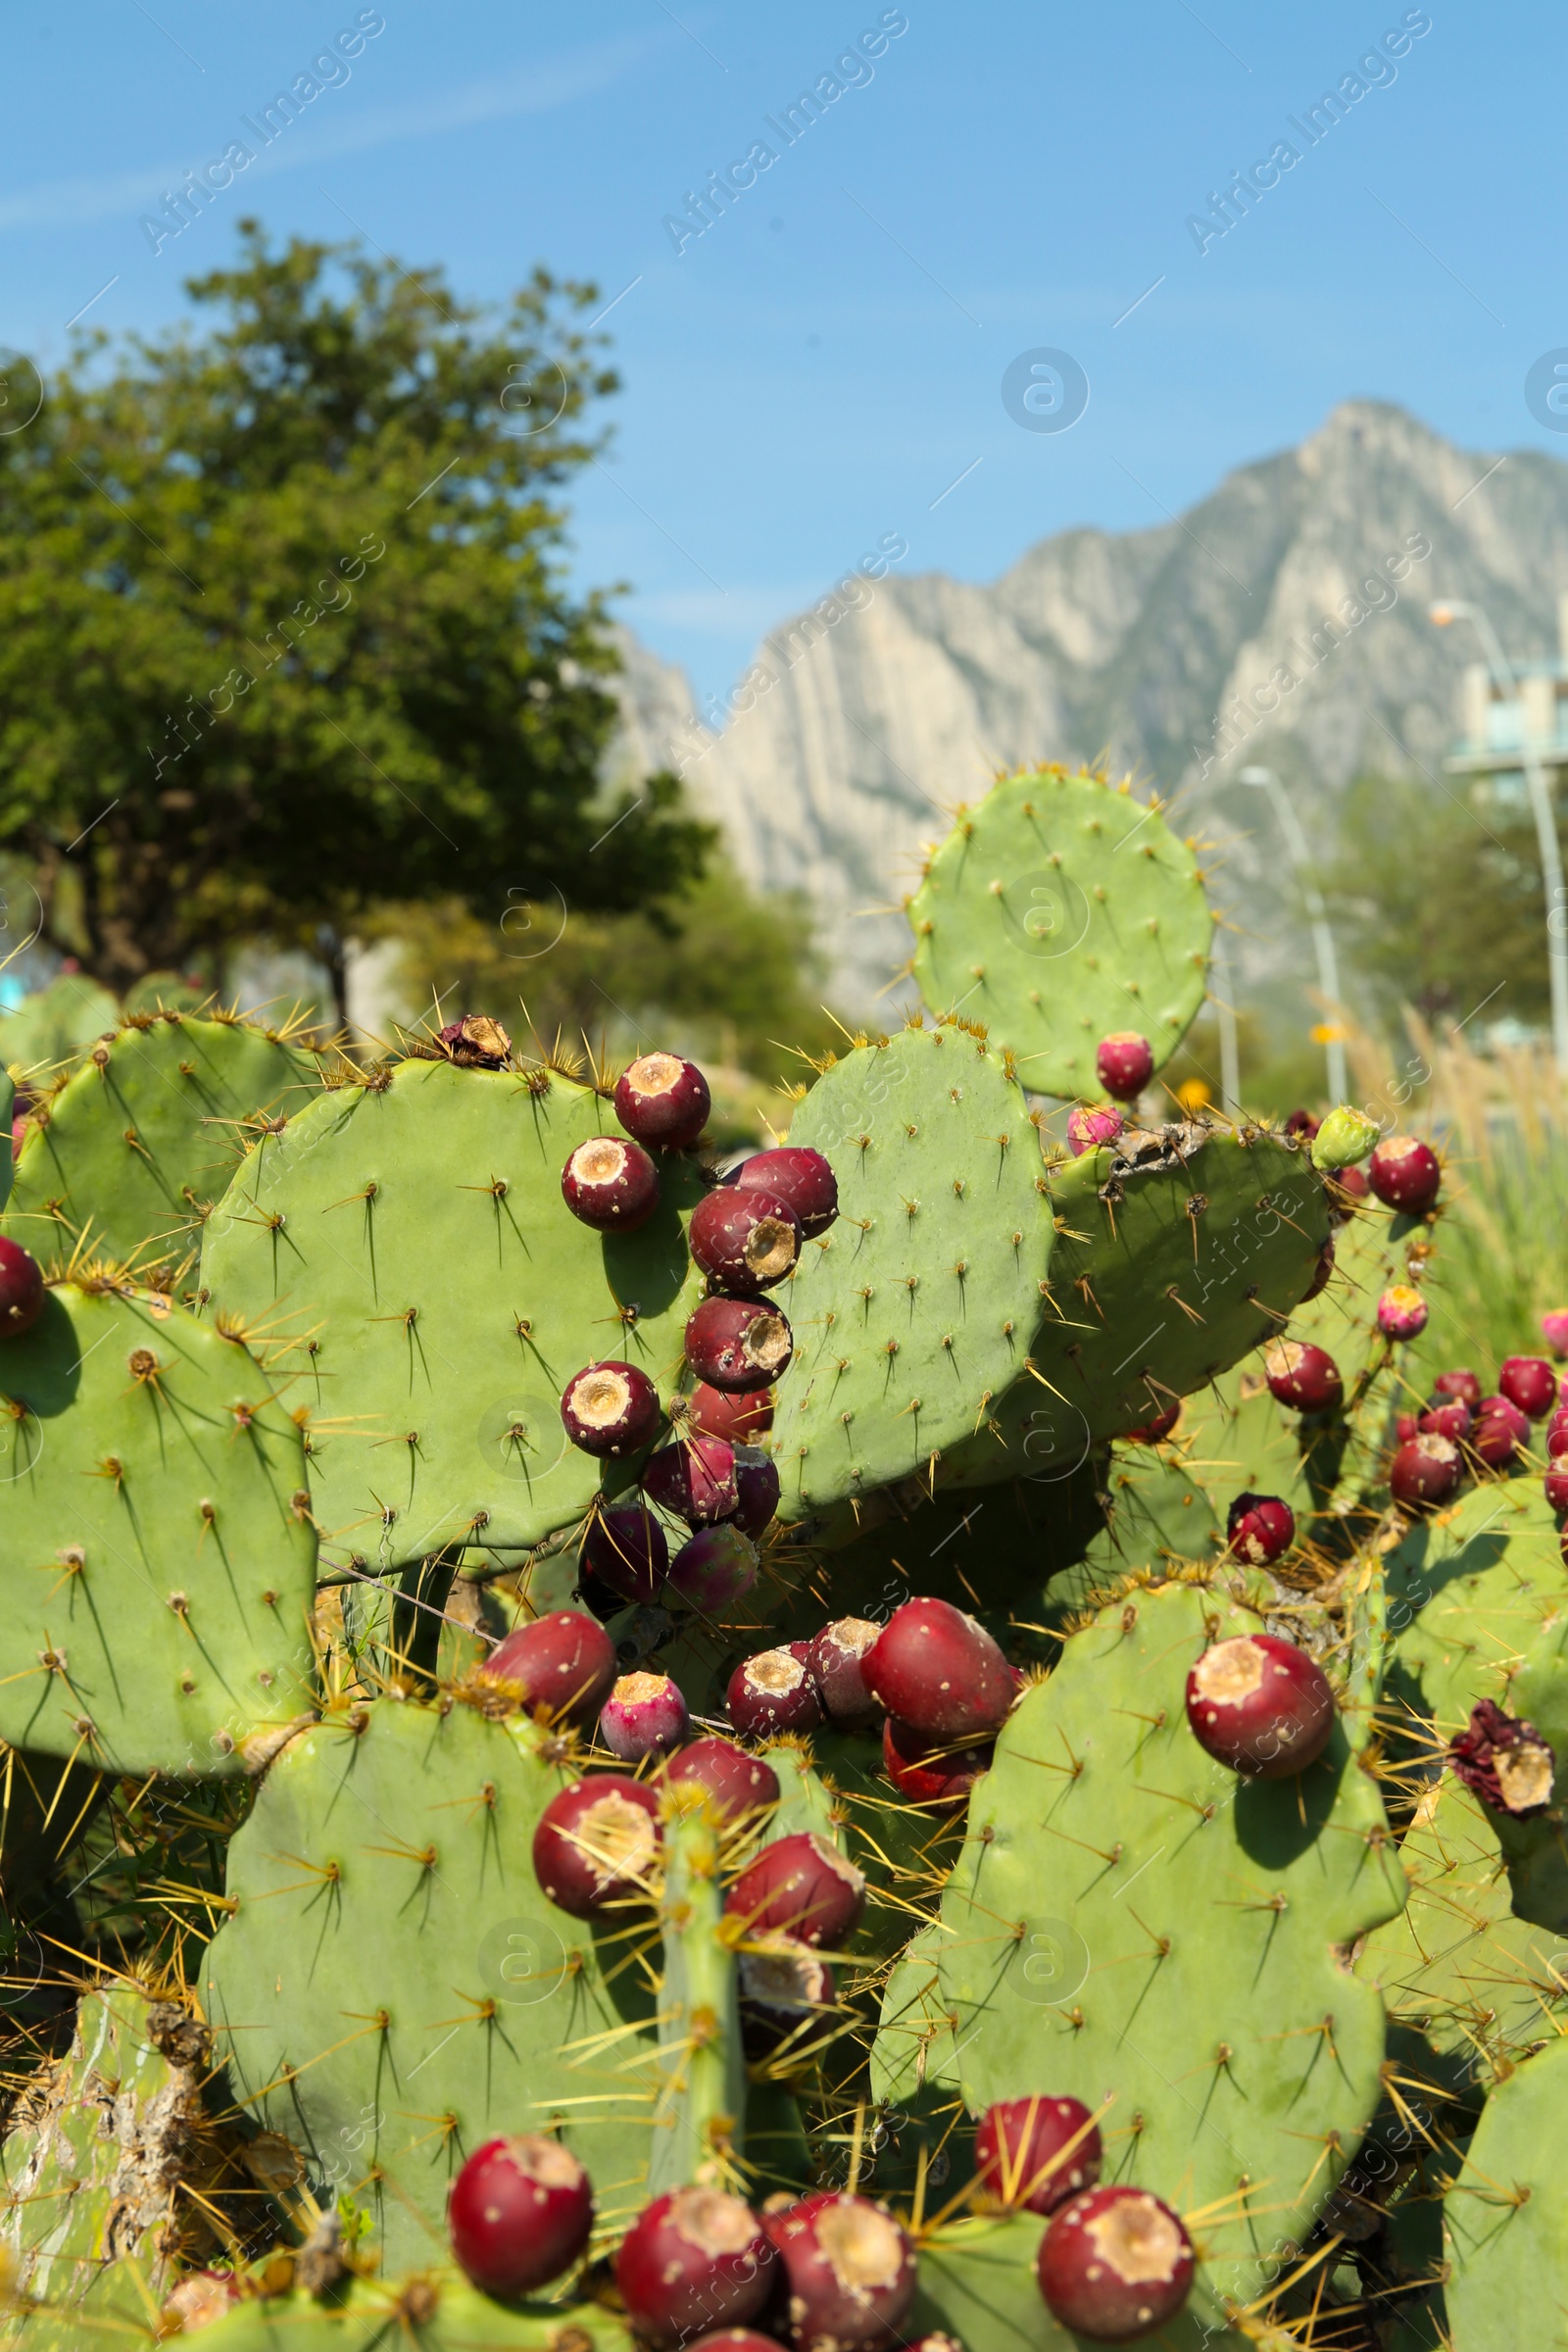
left=612, top=402, right=1568, bottom=1012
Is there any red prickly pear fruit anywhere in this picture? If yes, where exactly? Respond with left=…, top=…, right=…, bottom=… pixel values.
left=1263, top=1341, right=1343, bottom=1414
left=661, top=1737, right=780, bottom=1822
left=738, top=1933, right=836, bottom=2061
left=1391, top=1434, right=1462, bottom=1510
left=613, top=1052, right=711, bottom=1149
left=1545, top=1466, right=1568, bottom=1511
left=436, top=1013, right=513, bottom=1069
left=1542, top=1309, right=1568, bottom=1359
left=1300, top=1235, right=1336, bottom=1301
left=1121, top=1402, right=1180, bottom=1445
left=449, top=2134, right=593, bottom=2297
left=1330, top=1164, right=1370, bottom=1202
left=1283, top=1107, right=1321, bottom=1141
left=0, top=1239, right=45, bottom=1339
left=599, top=1671, right=690, bottom=1762
left=10, top=1114, right=25, bottom=1161
left=881, top=1716, right=993, bottom=1808
left=481, top=1610, right=616, bottom=1729
left=731, top=1446, right=780, bottom=1537
left=808, top=1619, right=883, bottom=1728
left=762, top=2193, right=914, bottom=2352
left=974, top=2095, right=1102, bottom=2217
left=863, top=1596, right=1015, bottom=1741
left=736, top=1146, right=839, bottom=1240
left=615, top=2186, right=775, bottom=2347
left=643, top=1435, right=740, bottom=1529
left=560, top=1360, right=662, bottom=1456
left=1500, top=1355, right=1558, bottom=1419
left=532, top=1775, right=662, bottom=1916
left=561, top=1135, right=660, bottom=1231
left=1225, top=1492, right=1296, bottom=1565
left=1547, top=1408, right=1568, bottom=1456
left=685, top=1383, right=774, bottom=1443
left=1471, top=1395, right=1530, bottom=1468
left=668, top=1523, right=760, bottom=1613
left=685, top=2337, right=784, bottom=2352
left=1067, top=1103, right=1125, bottom=1156
left=690, top=1185, right=802, bottom=1295
left=725, top=1831, right=865, bottom=1947
left=727, top=1645, right=822, bottom=1739
left=1448, top=1696, right=1557, bottom=1817
left=582, top=1506, right=669, bottom=1604
left=1186, top=1633, right=1336, bottom=1778
left=685, top=1298, right=793, bottom=1394
left=1434, top=1367, right=1484, bottom=1408
left=1420, top=1399, right=1472, bottom=1442
left=1377, top=1285, right=1429, bottom=1343
left=1395, top=1412, right=1419, bottom=1444
left=1368, top=1135, right=1442, bottom=1213
left=1036, top=2185, right=1194, bottom=2341
left=1095, top=1031, right=1153, bottom=1102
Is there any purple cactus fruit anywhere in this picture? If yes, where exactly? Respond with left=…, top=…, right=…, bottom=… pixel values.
left=689, top=1184, right=802, bottom=1296
left=481, top=1610, right=617, bottom=1728
left=881, top=1717, right=993, bottom=1808
left=1036, top=2185, right=1194, bottom=2342
left=730, top=1446, right=780, bottom=1537
left=435, top=1013, right=513, bottom=1069
left=1500, top=1354, right=1558, bottom=1420
left=599, top=1671, right=690, bottom=1762
left=668, top=1523, right=760, bottom=1613
left=582, top=1506, right=669, bottom=1604
left=1470, top=1394, right=1530, bottom=1468
left=808, top=1620, right=883, bottom=1728
left=10, top=1113, right=26, bottom=1162
left=0, top=1239, right=45, bottom=1339
left=1368, top=1135, right=1442, bottom=1213
left=1185, top=1634, right=1336, bottom=1778
left=685, top=1298, right=793, bottom=1395
left=560, top=1360, right=662, bottom=1456
left=1300, top=1235, right=1336, bottom=1301
left=1434, top=1367, right=1485, bottom=1408
left=1096, top=1031, right=1153, bottom=1102
left=1391, top=1434, right=1462, bottom=1511
left=448, top=2134, right=593, bottom=2298
left=685, top=1382, right=774, bottom=1444
left=1395, top=1412, right=1419, bottom=1445
left=615, top=2187, right=774, bottom=2347
left=726, top=1832, right=865, bottom=1947
left=613, top=1052, right=711, bottom=1150
left=561, top=1135, right=660, bottom=1232
left=686, top=2336, right=783, bottom=2352
left=1548, top=1405, right=1568, bottom=1455
left=1066, top=1102, right=1126, bottom=1156
left=1283, top=1108, right=1321, bottom=1141
left=1331, top=1164, right=1370, bottom=1203
left=974, top=2096, right=1102, bottom=2217
left=532, top=1775, right=662, bottom=1917
left=1225, top=1492, right=1295, bottom=1566
left=1377, top=1285, right=1429, bottom=1343
left=1263, top=1341, right=1343, bottom=1415
left=762, top=2193, right=914, bottom=2352
left=727, top=1644, right=822, bottom=1739
left=1449, top=1697, right=1556, bottom=1817
left=642, top=1435, right=740, bottom=1529
left=1542, top=1309, right=1568, bottom=1360
left=863, top=1597, right=1015, bottom=1742
left=735, top=1145, right=839, bottom=1239
left=662, top=1737, right=780, bottom=1823
left=1121, top=1402, right=1180, bottom=1445
left=739, top=1933, right=836, bottom=2061
left=1420, top=1399, right=1472, bottom=1443
left=1546, top=1466, right=1568, bottom=1511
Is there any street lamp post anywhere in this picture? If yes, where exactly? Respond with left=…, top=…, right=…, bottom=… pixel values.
left=1208, top=928, right=1242, bottom=1115
left=1430, top=598, right=1568, bottom=1074
left=1239, top=764, right=1349, bottom=1104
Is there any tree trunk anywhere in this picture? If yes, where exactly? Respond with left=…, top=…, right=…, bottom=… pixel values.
left=316, top=923, right=350, bottom=1037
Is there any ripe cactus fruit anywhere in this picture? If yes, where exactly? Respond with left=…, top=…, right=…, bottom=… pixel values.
left=974, top=2095, right=1101, bottom=2215
left=1263, top=1338, right=1343, bottom=1412
left=685, top=1382, right=773, bottom=1442
left=1067, top=1102, right=1126, bottom=1155
left=1543, top=1308, right=1568, bottom=1357
left=685, top=1297, right=793, bottom=1393
left=0, top=1236, right=43, bottom=1336
left=808, top=1620, right=883, bottom=1727
left=561, top=1134, right=660, bottom=1230
left=436, top=1012, right=513, bottom=1068
left=1471, top=1393, right=1529, bottom=1466
left=614, top=1051, right=711, bottom=1148
left=735, top=1145, right=839, bottom=1237
left=1420, top=1398, right=1471, bottom=1441
left=560, top=1358, right=662, bottom=1455
left=730, top=1446, right=780, bottom=1536
left=643, top=1434, right=741, bottom=1527
left=1367, top=1134, right=1442, bottom=1212
left=725, top=1831, right=865, bottom=1946
left=1500, top=1354, right=1558, bottom=1418
left=1448, top=1696, right=1556, bottom=1817
left=1224, top=1491, right=1295, bottom=1564
left=616, top=2188, right=775, bottom=2346
left=727, top=1646, right=822, bottom=1739
left=1547, top=1464, right=1568, bottom=1510
left=599, top=1672, right=690, bottom=1761
left=1121, top=1401, right=1181, bottom=1445
left=763, top=2192, right=915, bottom=2352
left=482, top=1609, right=616, bottom=1727
left=1391, top=1432, right=1463, bottom=1509
left=689, top=1183, right=802, bottom=1294
left=1036, top=2186, right=1194, bottom=2341
left=863, top=1597, right=1015, bottom=1741
left=1185, top=1633, right=1336, bottom=1777
left=1095, top=1031, right=1153, bottom=1102
left=532, top=1774, right=662, bottom=1916
left=881, top=1718, right=994, bottom=1807
left=668, top=1523, right=760, bottom=1612
left=1434, top=1366, right=1484, bottom=1407
left=738, top=1934, right=836, bottom=2058
left=448, top=2135, right=593, bottom=2297
left=1377, top=1284, right=1428, bottom=1341
left=662, top=1738, right=780, bottom=1822
left=583, top=1504, right=669, bottom=1603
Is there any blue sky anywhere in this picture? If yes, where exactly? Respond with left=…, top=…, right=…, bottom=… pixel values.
left=3, top=2, right=1562, bottom=704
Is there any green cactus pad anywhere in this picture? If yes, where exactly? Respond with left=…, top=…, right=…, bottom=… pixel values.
left=0, top=973, right=119, bottom=1080
left=1444, top=2033, right=1568, bottom=2347
left=0, top=1280, right=316, bottom=1776
left=770, top=1022, right=1053, bottom=1518
left=6, top=1013, right=322, bottom=1274
left=918, top=1579, right=1406, bottom=2307
left=1383, top=1481, right=1568, bottom=1740
left=201, top=1056, right=705, bottom=1565
left=906, top=766, right=1213, bottom=1095
left=190, top=2277, right=637, bottom=2351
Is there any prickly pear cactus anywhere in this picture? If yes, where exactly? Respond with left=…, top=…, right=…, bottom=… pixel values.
left=192, top=2275, right=637, bottom=2349
left=906, top=764, right=1213, bottom=1094
left=1444, top=2032, right=1568, bottom=2349
left=1384, top=1481, right=1568, bottom=1740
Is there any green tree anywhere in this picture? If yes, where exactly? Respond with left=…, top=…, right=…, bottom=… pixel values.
left=0, top=222, right=710, bottom=1016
